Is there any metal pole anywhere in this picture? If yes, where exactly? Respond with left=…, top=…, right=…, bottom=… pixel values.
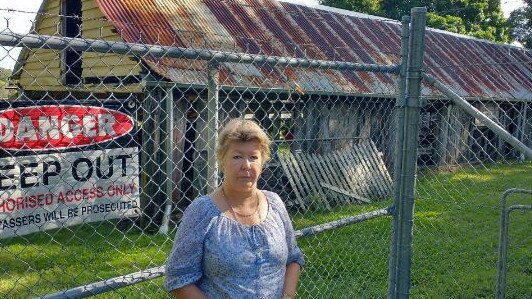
left=496, top=188, right=532, bottom=299
left=388, top=14, right=410, bottom=297
left=389, top=7, right=427, bottom=299
left=206, top=61, right=219, bottom=192
left=159, top=87, right=174, bottom=234
left=422, top=73, right=532, bottom=159
left=0, top=32, right=400, bottom=74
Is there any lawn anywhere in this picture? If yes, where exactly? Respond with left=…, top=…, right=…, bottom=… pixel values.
left=1, top=161, right=530, bottom=298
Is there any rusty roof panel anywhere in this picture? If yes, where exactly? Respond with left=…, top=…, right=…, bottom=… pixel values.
left=339, top=19, right=397, bottom=87
left=283, top=4, right=372, bottom=93
left=508, top=48, right=532, bottom=86
left=247, top=1, right=304, bottom=58
left=95, top=0, right=531, bottom=100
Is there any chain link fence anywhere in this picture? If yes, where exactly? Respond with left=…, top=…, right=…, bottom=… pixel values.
left=0, top=3, right=530, bottom=299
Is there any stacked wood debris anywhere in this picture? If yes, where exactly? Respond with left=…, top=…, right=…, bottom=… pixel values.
left=278, top=140, right=393, bottom=210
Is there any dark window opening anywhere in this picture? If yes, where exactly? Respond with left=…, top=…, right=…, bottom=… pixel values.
left=62, top=0, right=82, bottom=85
left=418, top=107, right=440, bottom=167
left=180, top=116, right=197, bottom=206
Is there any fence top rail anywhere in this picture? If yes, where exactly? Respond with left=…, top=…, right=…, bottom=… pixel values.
left=0, top=32, right=400, bottom=74
left=501, top=188, right=532, bottom=209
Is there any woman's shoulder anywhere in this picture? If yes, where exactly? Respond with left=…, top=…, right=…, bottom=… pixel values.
left=262, top=189, right=280, bottom=201
left=262, top=190, right=287, bottom=211
left=176, top=195, right=219, bottom=233
left=183, top=195, right=219, bottom=219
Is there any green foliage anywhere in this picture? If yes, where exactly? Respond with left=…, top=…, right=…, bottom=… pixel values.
left=321, top=0, right=381, bottom=15
left=507, top=0, right=532, bottom=49
left=319, top=0, right=510, bottom=43
left=427, top=12, right=466, bottom=34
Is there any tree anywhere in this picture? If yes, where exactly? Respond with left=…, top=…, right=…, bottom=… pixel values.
left=319, top=0, right=509, bottom=43
left=507, top=0, right=532, bottom=49
left=320, top=0, right=381, bottom=15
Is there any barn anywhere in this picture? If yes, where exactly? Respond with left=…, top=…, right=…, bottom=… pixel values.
left=9, top=0, right=532, bottom=214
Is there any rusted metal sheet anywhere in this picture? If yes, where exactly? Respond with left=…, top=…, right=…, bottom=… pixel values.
left=95, top=0, right=532, bottom=100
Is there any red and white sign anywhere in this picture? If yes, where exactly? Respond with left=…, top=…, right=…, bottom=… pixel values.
left=0, top=104, right=139, bottom=239
left=0, top=105, right=134, bottom=150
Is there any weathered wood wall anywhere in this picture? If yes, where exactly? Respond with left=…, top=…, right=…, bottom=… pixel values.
left=17, top=0, right=62, bottom=91
left=81, top=0, right=142, bottom=86
left=16, top=0, right=142, bottom=94
left=141, top=87, right=187, bottom=230
left=288, top=96, right=529, bottom=171
left=522, top=103, right=532, bottom=149
left=291, top=96, right=396, bottom=171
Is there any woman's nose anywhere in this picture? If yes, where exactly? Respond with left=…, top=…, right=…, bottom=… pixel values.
left=241, top=159, right=251, bottom=169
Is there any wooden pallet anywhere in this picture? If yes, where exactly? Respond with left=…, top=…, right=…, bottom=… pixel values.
left=278, top=140, right=393, bottom=210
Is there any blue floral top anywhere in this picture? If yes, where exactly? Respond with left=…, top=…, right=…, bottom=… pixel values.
left=164, top=190, right=304, bottom=298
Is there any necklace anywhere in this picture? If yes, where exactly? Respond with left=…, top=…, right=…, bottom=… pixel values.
left=221, top=186, right=260, bottom=218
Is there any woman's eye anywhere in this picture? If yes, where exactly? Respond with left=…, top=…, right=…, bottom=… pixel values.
left=233, top=155, right=241, bottom=159
left=250, top=156, right=259, bottom=161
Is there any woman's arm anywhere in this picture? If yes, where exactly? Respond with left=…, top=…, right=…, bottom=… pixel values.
left=170, top=284, right=208, bottom=299
left=282, top=262, right=301, bottom=299
left=165, top=198, right=211, bottom=295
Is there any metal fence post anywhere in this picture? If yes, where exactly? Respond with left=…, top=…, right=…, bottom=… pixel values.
left=140, top=86, right=167, bottom=232
left=207, top=60, right=220, bottom=192
left=496, top=188, right=532, bottom=299
left=159, top=86, right=174, bottom=234
left=388, top=7, right=427, bottom=299
left=388, top=14, right=410, bottom=297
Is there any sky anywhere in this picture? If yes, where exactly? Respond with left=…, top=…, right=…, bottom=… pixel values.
left=0, top=0, right=526, bottom=70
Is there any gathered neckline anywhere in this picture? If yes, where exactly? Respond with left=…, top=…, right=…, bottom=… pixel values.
left=206, top=190, right=271, bottom=228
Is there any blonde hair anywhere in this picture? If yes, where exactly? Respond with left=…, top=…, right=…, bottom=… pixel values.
left=216, top=118, right=272, bottom=168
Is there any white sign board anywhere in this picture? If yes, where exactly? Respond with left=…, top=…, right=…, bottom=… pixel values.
left=0, top=103, right=140, bottom=239
left=0, top=147, right=140, bottom=238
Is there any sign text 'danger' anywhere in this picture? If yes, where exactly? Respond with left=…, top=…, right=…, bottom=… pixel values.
left=0, top=105, right=134, bottom=150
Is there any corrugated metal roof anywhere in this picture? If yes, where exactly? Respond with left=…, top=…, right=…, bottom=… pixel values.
left=95, top=0, right=532, bottom=100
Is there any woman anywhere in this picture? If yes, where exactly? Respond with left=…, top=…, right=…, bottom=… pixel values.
left=165, top=118, right=304, bottom=299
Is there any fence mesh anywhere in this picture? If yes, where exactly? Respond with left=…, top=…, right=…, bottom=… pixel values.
left=411, top=59, right=531, bottom=298
left=0, top=5, right=530, bottom=299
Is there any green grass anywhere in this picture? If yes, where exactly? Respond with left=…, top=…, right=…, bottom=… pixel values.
left=410, top=161, right=531, bottom=299
left=1, top=162, right=530, bottom=298
left=1, top=222, right=172, bottom=298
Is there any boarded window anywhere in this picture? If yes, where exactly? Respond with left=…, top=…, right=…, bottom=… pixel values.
left=61, top=0, right=82, bottom=85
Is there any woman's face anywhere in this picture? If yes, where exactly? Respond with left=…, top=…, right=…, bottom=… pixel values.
left=221, top=140, right=263, bottom=191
